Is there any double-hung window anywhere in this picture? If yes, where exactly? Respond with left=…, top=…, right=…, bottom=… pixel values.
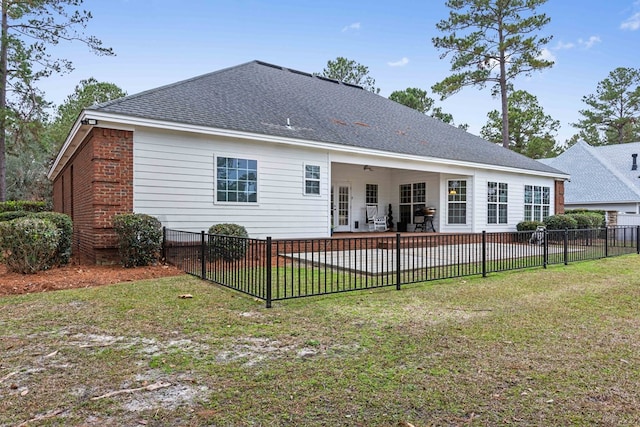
left=524, top=185, right=550, bottom=221
left=487, top=182, right=508, bottom=224
left=304, top=164, right=320, bottom=195
left=366, top=184, right=378, bottom=205
left=216, top=157, right=257, bottom=203
left=447, top=180, right=467, bottom=224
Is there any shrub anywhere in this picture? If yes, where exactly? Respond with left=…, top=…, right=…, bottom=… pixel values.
left=516, top=220, right=545, bottom=232
left=113, top=213, right=162, bottom=268
left=565, top=208, right=605, bottom=217
left=0, top=211, right=30, bottom=222
left=543, top=214, right=578, bottom=230
left=31, top=212, right=73, bottom=265
left=0, top=200, right=48, bottom=213
left=566, top=212, right=603, bottom=229
left=208, top=223, right=249, bottom=261
left=0, top=217, right=60, bottom=273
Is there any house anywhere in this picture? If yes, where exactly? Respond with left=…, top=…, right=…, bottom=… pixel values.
left=48, top=60, right=568, bottom=264
left=539, top=140, right=640, bottom=224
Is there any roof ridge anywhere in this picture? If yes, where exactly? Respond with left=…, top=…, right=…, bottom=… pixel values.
left=90, top=60, right=364, bottom=111
left=90, top=60, right=262, bottom=110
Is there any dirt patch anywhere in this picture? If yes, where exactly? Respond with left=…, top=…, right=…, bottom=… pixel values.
left=0, top=261, right=184, bottom=297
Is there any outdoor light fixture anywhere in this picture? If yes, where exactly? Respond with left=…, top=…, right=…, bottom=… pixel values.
left=81, top=118, right=98, bottom=126
left=363, top=165, right=373, bottom=171
left=449, top=180, right=459, bottom=195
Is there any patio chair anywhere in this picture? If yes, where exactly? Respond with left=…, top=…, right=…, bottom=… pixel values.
left=366, top=204, right=388, bottom=232
left=529, top=225, right=546, bottom=245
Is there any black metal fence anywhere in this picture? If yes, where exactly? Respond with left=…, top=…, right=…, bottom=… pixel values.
left=163, top=226, right=640, bottom=308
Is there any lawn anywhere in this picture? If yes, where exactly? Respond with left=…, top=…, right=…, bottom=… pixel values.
left=1, top=255, right=639, bottom=426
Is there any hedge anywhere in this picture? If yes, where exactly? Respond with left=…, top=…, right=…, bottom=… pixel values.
left=113, top=213, right=162, bottom=268
left=208, top=223, right=249, bottom=261
left=0, top=217, right=60, bottom=273
left=0, top=211, right=30, bottom=222
left=0, top=201, right=48, bottom=213
left=543, top=215, right=578, bottom=230
left=31, top=212, right=73, bottom=265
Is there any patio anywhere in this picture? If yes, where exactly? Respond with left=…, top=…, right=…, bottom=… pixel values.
left=282, top=241, right=571, bottom=274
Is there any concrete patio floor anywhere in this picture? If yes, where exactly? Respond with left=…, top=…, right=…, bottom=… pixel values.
left=283, top=241, right=575, bottom=274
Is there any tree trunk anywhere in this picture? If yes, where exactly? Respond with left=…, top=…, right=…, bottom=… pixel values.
left=498, top=24, right=509, bottom=150
left=500, top=78, right=509, bottom=149
left=0, top=0, right=8, bottom=201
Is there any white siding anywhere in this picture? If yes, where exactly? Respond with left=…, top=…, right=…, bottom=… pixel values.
left=617, top=214, right=640, bottom=226
left=133, top=129, right=330, bottom=238
left=472, top=171, right=557, bottom=232
left=132, top=127, right=560, bottom=238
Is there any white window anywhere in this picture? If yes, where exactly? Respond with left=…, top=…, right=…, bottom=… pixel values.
left=304, top=164, right=320, bottom=195
left=216, top=157, right=257, bottom=203
left=488, top=182, right=508, bottom=224
left=524, top=185, right=550, bottom=221
left=366, top=183, right=378, bottom=205
left=447, top=180, right=467, bottom=224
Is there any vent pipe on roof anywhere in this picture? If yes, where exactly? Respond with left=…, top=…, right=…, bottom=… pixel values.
left=633, top=153, right=638, bottom=171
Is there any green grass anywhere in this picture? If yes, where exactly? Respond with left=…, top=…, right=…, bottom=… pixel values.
left=1, top=255, right=640, bottom=426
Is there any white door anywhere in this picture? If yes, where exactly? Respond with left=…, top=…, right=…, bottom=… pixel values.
left=333, top=184, right=351, bottom=232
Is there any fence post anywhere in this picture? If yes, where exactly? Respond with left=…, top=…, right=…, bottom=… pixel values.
left=396, top=233, right=401, bottom=290
left=162, top=226, right=166, bottom=261
left=637, top=226, right=640, bottom=255
left=200, top=231, right=206, bottom=280
left=266, top=237, right=272, bottom=308
left=562, top=228, right=568, bottom=266
left=605, top=227, right=609, bottom=258
left=542, top=228, right=547, bottom=268
left=482, top=231, right=487, bottom=278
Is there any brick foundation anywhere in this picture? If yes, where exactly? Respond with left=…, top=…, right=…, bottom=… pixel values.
left=52, top=128, right=134, bottom=264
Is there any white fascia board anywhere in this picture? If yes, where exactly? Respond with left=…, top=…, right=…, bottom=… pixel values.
left=47, top=113, right=136, bottom=180
left=49, top=111, right=570, bottom=181
left=47, top=116, right=86, bottom=180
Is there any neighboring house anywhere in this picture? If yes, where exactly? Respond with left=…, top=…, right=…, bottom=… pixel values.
left=539, top=140, right=640, bottom=222
left=48, top=60, right=568, bottom=264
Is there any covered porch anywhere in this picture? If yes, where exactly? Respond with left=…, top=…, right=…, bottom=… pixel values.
left=330, top=161, right=470, bottom=235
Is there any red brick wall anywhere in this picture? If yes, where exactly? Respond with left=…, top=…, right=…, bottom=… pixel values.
left=51, top=128, right=134, bottom=264
left=554, top=180, right=565, bottom=215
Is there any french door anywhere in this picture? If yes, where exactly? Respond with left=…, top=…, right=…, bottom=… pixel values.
left=332, top=184, right=351, bottom=232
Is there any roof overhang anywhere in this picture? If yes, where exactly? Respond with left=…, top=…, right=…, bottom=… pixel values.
left=48, top=110, right=571, bottom=181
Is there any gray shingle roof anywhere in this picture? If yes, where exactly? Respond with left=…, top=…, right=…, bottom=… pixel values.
left=539, top=140, right=640, bottom=203
left=90, top=60, right=563, bottom=175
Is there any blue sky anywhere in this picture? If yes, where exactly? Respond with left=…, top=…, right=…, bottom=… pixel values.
left=40, top=0, right=640, bottom=145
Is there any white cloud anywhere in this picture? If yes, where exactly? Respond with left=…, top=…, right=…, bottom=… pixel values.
left=539, top=48, right=556, bottom=62
left=341, top=22, right=361, bottom=32
left=554, top=41, right=575, bottom=50
left=578, top=35, right=601, bottom=49
left=387, top=57, right=409, bottom=67
left=621, top=12, right=640, bottom=30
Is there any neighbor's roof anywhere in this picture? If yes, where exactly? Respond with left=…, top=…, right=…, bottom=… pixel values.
left=539, top=140, right=640, bottom=203
left=86, top=60, right=563, bottom=175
